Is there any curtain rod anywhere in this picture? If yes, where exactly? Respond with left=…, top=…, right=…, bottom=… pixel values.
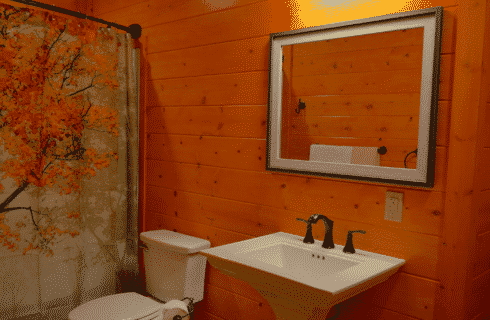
left=4, top=0, right=142, bottom=39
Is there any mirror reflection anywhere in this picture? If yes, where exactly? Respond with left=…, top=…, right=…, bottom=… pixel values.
left=280, top=28, right=424, bottom=169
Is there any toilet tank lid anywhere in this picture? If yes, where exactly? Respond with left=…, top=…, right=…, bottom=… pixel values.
left=140, top=230, right=210, bottom=254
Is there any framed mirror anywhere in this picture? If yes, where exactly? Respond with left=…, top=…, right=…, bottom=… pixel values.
left=266, top=7, right=443, bottom=188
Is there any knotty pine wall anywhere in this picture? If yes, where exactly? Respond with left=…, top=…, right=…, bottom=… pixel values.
left=280, top=28, right=424, bottom=167
left=467, top=0, right=490, bottom=317
left=90, top=0, right=490, bottom=320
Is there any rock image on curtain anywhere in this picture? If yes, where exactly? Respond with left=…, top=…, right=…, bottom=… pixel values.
left=0, top=3, right=140, bottom=319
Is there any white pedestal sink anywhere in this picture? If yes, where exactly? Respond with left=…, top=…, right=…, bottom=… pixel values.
left=200, top=232, right=405, bottom=320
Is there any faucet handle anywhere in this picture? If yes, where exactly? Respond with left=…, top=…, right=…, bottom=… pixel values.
left=296, top=218, right=315, bottom=244
left=343, top=230, right=366, bottom=254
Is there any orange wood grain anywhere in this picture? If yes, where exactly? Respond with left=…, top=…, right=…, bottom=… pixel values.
left=465, top=0, right=490, bottom=319
left=291, top=69, right=422, bottom=96
left=146, top=36, right=270, bottom=80
left=287, top=115, right=419, bottom=139
left=440, top=7, right=457, bottom=54
left=287, top=93, right=421, bottom=117
left=481, top=104, right=490, bottom=147
left=475, top=189, right=490, bottom=235
left=293, top=28, right=424, bottom=57
left=91, top=0, right=473, bottom=318
left=435, top=0, right=490, bottom=319
left=147, top=72, right=268, bottom=107
left=475, top=148, right=490, bottom=191
left=143, top=1, right=272, bottom=54
left=354, top=272, right=439, bottom=320
left=146, top=106, right=267, bottom=138
left=467, top=269, right=490, bottom=320
left=97, top=0, right=264, bottom=29
left=145, top=182, right=443, bottom=240
left=147, top=156, right=446, bottom=205
left=93, top=0, right=142, bottom=16
left=291, top=45, right=423, bottom=77
left=147, top=134, right=266, bottom=171
left=473, top=230, right=490, bottom=278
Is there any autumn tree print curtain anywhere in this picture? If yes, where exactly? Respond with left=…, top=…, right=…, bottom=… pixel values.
left=0, top=3, right=140, bottom=319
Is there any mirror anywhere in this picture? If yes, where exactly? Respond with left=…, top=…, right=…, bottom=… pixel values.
left=266, top=7, right=443, bottom=187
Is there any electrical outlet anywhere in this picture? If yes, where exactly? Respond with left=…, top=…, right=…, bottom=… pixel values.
left=384, top=191, right=403, bottom=222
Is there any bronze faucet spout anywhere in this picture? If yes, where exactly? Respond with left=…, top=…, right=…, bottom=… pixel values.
left=308, top=214, right=335, bottom=249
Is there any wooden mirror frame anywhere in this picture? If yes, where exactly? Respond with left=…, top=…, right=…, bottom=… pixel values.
left=266, top=7, right=443, bottom=188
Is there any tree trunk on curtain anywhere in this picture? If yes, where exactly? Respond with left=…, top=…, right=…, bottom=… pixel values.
left=0, top=4, right=140, bottom=319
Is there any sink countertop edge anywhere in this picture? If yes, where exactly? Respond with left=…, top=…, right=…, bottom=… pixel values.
left=199, top=232, right=406, bottom=295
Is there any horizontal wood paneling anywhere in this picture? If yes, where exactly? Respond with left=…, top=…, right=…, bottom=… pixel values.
left=435, top=0, right=489, bottom=318
left=146, top=185, right=443, bottom=239
left=97, top=0, right=265, bottom=29
left=145, top=133, right=452, bottom=174
left=146, top=106, right=267, bottom=138
left=145, top=51, right=451, bottom=114
left=143, top=1, right=272, bottom=54
left=474, top=231, right=490, bottom=278
left=146, top=166, right=443, bottom=280
left=483, top=105, right=490, bottom=147
left=345, top=272, right=439, bottom=320
left=287, top=115, right=420, bottom=139
left=147, top=36, right=270, bottom=80
left=147, top=134, right=266, bottom=171
left=292, top=45, right=423, bottom=76
left=475, top=148, right=490, bottom=191
left=147, top=72, right=268, bottom=107
left=92, top=0, right=467, bottom=318
left=146, top=134, right=446, bottom=188
left=147, top=156, right=447, bottom=204
left=468, top=269, right=490, bottom=319
left=93, top=0, right=144, bottom=16
left=293, top=28, right=423, bottom=56
left=287, top=93, right=422, bottom=117
left=476, top=190, right=490, bottom=235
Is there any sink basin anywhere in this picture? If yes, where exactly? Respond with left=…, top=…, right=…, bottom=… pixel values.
left=200, top=232, right=405, bottom=320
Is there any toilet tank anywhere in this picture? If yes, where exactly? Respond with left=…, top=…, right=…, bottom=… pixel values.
left=140, top=230, right=210, bottom=304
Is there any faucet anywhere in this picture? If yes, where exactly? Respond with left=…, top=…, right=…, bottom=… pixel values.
left=296, top=214, right=335, bottom=249
left=343, top=230, right=366, bottom=254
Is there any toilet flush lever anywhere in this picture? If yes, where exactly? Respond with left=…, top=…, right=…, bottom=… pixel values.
left=139, top=242, right=148, bottom=251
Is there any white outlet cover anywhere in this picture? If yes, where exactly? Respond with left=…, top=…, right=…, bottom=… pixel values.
left=385, top=191, right=403, bottom=222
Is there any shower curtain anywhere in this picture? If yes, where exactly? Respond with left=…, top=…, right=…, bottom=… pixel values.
left=0, top=3, right=140, bottom=319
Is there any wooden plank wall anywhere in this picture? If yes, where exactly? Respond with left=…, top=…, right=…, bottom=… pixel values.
left=90, top=1, right=485, bottom=319
left=467, top=0, right=490, bottom=318
left=280, top=28, right=424, bottom=168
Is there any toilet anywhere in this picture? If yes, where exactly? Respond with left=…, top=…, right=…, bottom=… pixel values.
left=68, top=229, right=211, bottom=320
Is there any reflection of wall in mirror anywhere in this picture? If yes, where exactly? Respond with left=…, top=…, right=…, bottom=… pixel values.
left=280, top=28, right=424, bottom=168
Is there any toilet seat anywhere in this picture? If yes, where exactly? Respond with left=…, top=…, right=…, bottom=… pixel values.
left=68, top=292, right=163, bottom=320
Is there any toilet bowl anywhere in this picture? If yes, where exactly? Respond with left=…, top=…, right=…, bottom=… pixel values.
left=68, top=230, right=211, bottom=320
